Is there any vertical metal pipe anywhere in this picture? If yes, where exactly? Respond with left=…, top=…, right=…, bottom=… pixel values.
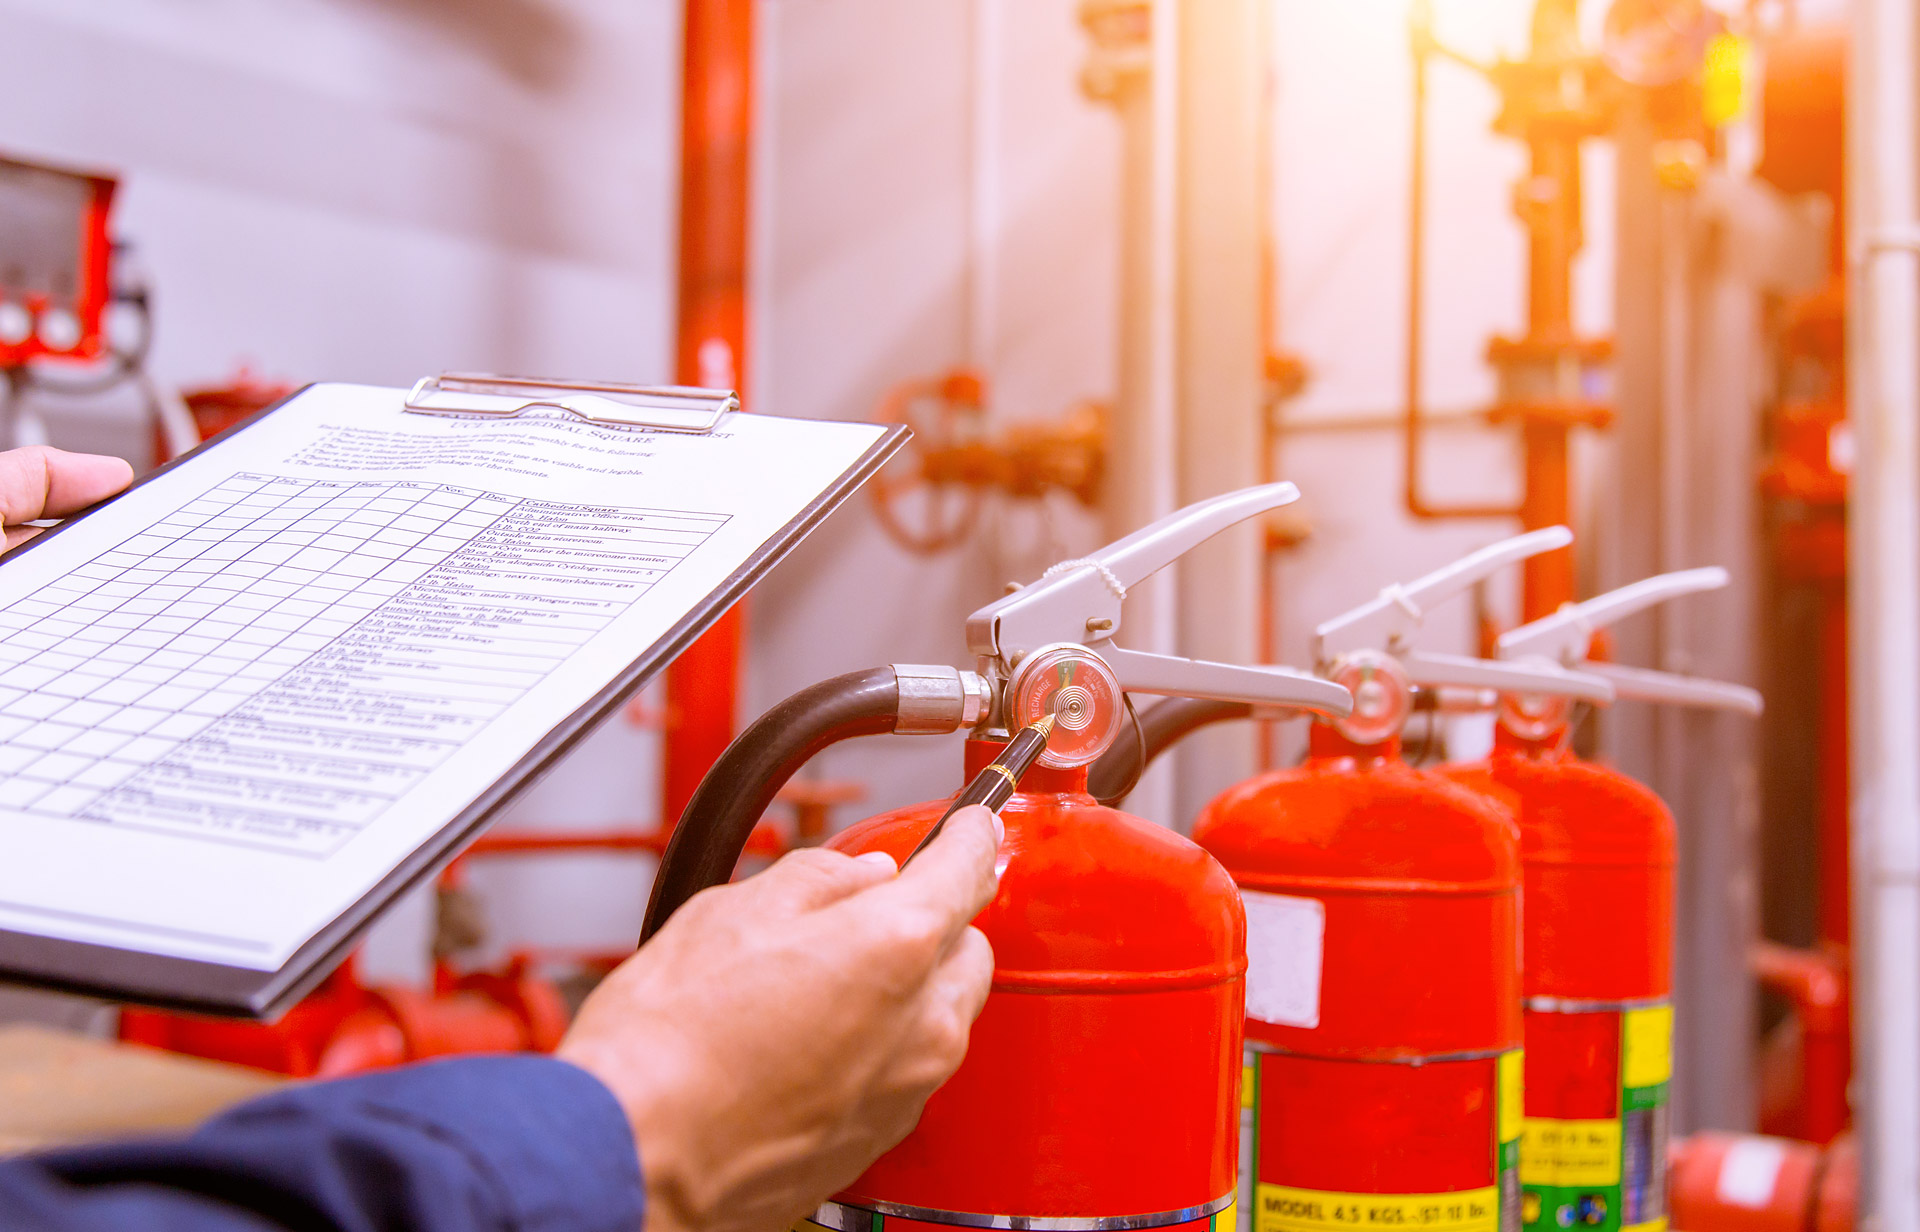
left=1170, top=0, right=1264, bottom=822
left=663, top=0, right=752, bottom=832
left=1092, top=0, right=1181, bottom=827
left=1848, top=0, right=1920, bottom=1222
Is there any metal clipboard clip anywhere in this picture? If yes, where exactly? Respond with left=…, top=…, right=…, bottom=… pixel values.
left=403, top=373, right=738, bottom=434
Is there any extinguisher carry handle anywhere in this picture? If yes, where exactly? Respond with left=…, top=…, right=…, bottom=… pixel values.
left=1098, top=647, right=1354, bottom=716
left=1401, top=650, right=1615, bottom=703
left=1493, top=566, right=1764, bottom=715
left=1580, top=662, right=1764, bottom=715
left=1496, top=566, right=1730, bottom=661
left=1314, top=526, right=1573, bottom=661
left=966, top=482, right=1301, bottom=665
left=960, top=482, right=1350, bottom=716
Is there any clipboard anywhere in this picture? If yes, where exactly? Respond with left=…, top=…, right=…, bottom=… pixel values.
left=0, top=376, right=907, bottom=1017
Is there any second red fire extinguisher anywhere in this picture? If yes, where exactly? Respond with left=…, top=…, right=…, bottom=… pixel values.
left=642, top=484, right=1353, bottom=1231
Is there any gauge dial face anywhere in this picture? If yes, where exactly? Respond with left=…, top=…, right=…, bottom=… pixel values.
left=1006, top=644, right=1124, bottom=768
left=1328, top=651, right=1413, bottom=746
left=1499, top=690, right=1573, bottom=745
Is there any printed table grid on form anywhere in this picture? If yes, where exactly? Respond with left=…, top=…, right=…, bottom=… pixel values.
left=0, top=473, right=728, bottom=856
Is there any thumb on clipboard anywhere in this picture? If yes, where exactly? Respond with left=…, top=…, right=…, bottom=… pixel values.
left=0, top=446, right=134, bottom=554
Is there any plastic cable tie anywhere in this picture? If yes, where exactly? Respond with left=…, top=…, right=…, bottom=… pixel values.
left=1381, top=582, right=1423, bottom=624
left=1568, top=611, right=1596, bottom=659
left=1042, top=557, right=1128, bottom=602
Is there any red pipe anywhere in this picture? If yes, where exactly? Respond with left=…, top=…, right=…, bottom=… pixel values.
left=663, top=0, right=754, bottom=833
left=1753, top=941, right=1852, bottom=1144
left=1669, top=1133, right=1857, bottom=1232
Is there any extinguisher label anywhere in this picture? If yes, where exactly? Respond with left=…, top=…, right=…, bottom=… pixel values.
left=1251, top=1043, right=1520, bottom=1232
left=1244, top=1047, right=1523, bottom=1232
left=1518, top=1003, right=1670, bottom=1232
left=1241, top=891, right=1325, bottom=1029
left=1254, top=1185, right=1501, bottom=1232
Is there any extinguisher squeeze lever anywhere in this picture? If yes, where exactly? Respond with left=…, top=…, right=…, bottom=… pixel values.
left=965, top=482, right=1354, bottom=717
left=1311, top=526, right=1614, bottom=703
left=1495, top=567, right=1764, bottom=715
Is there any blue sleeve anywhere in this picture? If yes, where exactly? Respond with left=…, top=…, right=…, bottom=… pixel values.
left=0, top=1053, right=645, bottom=1232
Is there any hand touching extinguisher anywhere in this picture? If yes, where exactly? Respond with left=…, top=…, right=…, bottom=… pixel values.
left=644, top=483, right=1353, bottom=1232
left=1442, top=568, right=1762, bottom=1232
left=1092, top=527, right=1615, bottom=1232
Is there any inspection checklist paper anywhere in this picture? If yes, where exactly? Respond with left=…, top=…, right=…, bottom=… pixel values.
left=0, top=383, right=891, bottom=976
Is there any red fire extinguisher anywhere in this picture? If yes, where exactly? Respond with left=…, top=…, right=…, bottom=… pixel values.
left=1440, top=568, right=1763, bottom=1232
left=643, top=484, right=1354, bottom=1231
left=1091, top=528, right=1615, bottom=1232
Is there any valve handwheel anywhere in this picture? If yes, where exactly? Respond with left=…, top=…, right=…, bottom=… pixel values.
left=869, top=369, right=988, bottom=555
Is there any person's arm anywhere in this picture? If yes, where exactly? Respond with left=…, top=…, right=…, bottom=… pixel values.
left=0, top=1054, right=644, bottom=1232
left=0, top=818, right=997, bottom=1232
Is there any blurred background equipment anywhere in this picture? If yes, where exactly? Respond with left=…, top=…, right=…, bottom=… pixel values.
left=865, top=368, right=1106, bottom=555
left=2, top=0, right=1917, bottom=1228
left=0, top=156, right=115, bottom=372
left=1405, top=0, right=1619, bottom=619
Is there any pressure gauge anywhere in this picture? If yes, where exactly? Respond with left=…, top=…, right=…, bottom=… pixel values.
left=1327, top=650, right=1413, bottom=747
left=1005, top=643, right=1124, bottom=769
left=1499, top=689, right=1574, bottom=746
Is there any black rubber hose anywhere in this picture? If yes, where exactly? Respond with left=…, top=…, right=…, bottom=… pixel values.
left=641, top=667, right=902, bottom=942
left=1088, top=696, right=1256, bottom=808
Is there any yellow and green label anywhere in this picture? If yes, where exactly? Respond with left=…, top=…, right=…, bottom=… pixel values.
left=1519, top=1005, right=1670, bottom=1232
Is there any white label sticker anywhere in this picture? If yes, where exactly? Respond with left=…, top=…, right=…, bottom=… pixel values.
left=1716, top=1139, right=1788, bottom=1209
left=1242, top=890, right=1325, bottom=1029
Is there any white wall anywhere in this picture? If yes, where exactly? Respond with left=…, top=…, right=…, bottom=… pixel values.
left=0, top=0, right=683, bottom=987
left=746, top=0, right=1117, bottom=824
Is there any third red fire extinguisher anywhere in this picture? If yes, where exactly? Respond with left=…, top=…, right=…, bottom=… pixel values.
left=1442, top=568, right=1763, bottom=1232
